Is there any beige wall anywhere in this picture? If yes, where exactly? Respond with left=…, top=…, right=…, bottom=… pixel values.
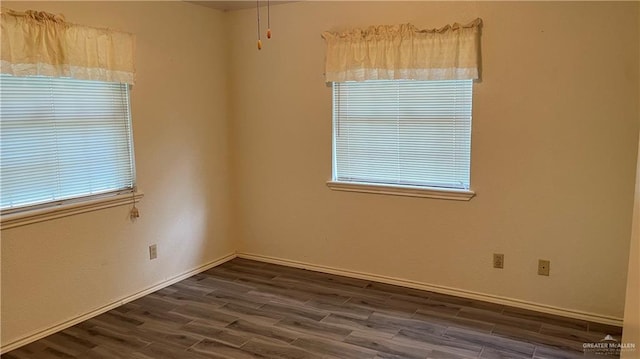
left=0, top=1, right=233, bottom=347
left=228, top=1, right=639, bottom=319
left=2, top=0, right=639, bottom=350
left=621, top=3, right=640, bottom=355
left=622, top=141, right=640, bottom=354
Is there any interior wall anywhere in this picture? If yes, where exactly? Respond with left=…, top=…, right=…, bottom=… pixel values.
left=622, top=140, right=640, bottom=355
left=1, top=0, right=639, bottom=349
left=621, top=3, right=640, bottom=354
left=0, top=1, right=232, bottom=347
left=228, top=1, right=640, bottom=319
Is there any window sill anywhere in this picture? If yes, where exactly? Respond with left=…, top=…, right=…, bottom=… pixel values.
left=1, top=192, right=144, bottom=230
left=326, top=181, right=475, bottom=201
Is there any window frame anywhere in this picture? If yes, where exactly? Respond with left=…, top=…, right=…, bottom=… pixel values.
left=327, top=79, right=476, bottom=201
left=0, top=75, right=142, bottom=227
left=0, top=191, right=144, bottom=229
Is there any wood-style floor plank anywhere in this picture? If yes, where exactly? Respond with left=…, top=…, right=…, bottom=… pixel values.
left=2, top=258, right=622, bottom=358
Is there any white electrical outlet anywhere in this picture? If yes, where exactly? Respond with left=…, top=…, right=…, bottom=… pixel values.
left=538, top=259, right=550, bottom=276
left=493, top=253, right=504, bottom=269
left=149, top=244, right=157, bottom=260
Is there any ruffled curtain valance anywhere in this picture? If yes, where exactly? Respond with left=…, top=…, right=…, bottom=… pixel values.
left=322, top=18, right=482, bottom=82
left=0, top=9, right=135, bottom=84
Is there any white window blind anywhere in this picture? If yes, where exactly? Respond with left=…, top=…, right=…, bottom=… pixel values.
left=333, top=79, right=472, bottom=190
left=0, top=75, right=135, bottom=212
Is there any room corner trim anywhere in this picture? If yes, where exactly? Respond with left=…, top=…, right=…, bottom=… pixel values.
left=237, top=252, right=624, bottom=327
left=0, top=252, right=237, bottom=354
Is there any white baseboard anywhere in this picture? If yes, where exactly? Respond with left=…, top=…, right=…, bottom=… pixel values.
left=0, top=252, right=237, bottom=354
left=3, top=250, right=623, bottom=354
left=237, top=252, right=624, bottom=327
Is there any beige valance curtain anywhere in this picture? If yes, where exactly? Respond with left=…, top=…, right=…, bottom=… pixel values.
left=322, top=18, right=482, bottom=83
left=0, top=9, right=135, bottom=84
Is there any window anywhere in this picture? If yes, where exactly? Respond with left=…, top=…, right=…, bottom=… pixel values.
left=0, top=74, right=136, bottom=213
left=329, top=79, right=474, bottom=200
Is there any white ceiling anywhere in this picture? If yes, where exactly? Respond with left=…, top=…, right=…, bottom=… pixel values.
left=191, top=1, right=296, bottom=12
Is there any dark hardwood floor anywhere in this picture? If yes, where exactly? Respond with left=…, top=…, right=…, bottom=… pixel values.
left=2, top=258, right=623, bottom=358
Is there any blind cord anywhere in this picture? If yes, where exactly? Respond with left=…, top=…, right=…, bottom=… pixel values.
left=130, top=188, right=139, bottom=219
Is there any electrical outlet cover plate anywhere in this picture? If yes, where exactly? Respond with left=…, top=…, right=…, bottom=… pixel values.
left=149, top=244, right=157, bottom=260
left=538, top=259, right=550, bottom=276
left=493, top=253, right=504, bottom=269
